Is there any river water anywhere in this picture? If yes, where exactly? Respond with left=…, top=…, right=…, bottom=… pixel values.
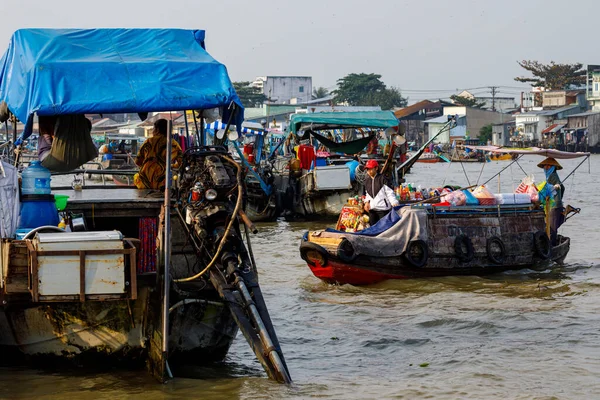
left=1, top=156, right=599, bottom=399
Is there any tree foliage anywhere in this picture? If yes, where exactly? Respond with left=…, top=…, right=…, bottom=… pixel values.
left=312, top=87, right=329, bottom=100
left=450, top=95, right=486, bottom=108
left=332, top=73, right=407, bottom=110
left=479, top=124, right=493, bottom=143
left=232, top=81, right=267, bottom=107
left=514, top=60, right=586, bottom=90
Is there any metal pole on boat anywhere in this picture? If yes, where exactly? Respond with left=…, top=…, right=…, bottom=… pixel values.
left=199, top=117, right=205, bottom=146
left=234, top=275, right=292, bottom=383
left=192, top=112, right=201, bottom=145
left=162, top=119, right=173, bottom=378
left=183, top=111, right=190, bottom=141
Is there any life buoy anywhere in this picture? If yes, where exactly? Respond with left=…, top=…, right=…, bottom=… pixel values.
left=300, top=241, right=329, bottom=267
left=486, top=236, right=506, bottom=264
left=454, top=235, right=474, bottom=262
left=404, top=240, right=429, bottom=268
left=337, top=238, right=357, bottom=262
left=533, top=231, right=551, bottom=259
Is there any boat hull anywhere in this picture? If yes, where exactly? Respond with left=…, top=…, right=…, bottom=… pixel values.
left=415, top=158, right=440, bottom=164
left=0, top=287, right=237, bottom=366
left=304, top=236, right=570, bottom=285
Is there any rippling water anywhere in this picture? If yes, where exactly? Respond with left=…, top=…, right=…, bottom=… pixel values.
left=2, top=156, right=599, bottom=399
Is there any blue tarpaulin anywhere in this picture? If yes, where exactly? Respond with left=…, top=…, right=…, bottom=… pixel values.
left=0, top=28, right=243, bottom=138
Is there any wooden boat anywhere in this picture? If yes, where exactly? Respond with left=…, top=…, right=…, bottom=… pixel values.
left=278, top=111, right=400, bottom=219
left=489, top=153, right=515, bottom=161
left=415, top=152, right=440, bottom=163
left=301, top=147, right=589, bottom=285
left=0, top=28, right=290, bottom=383
left=300, top=204, right=570, bottom=285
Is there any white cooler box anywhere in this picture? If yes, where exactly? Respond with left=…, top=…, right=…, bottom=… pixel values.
left=31, top=231, right=135, bottom=302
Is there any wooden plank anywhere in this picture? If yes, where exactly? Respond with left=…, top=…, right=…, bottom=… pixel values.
left=79, top=251, right=86, bottom=302
left=128, top=248, right=137, bottom=301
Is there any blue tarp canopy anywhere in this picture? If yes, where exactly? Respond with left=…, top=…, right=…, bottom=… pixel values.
left=0, top=28, right=243, bottom=138
left=290, top=111, right=399, bottom=133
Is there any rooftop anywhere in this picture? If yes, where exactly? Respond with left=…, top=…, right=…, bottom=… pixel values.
left=394, top=100, right=439, bottom=119
left=567, top=111, right=600, bottom=117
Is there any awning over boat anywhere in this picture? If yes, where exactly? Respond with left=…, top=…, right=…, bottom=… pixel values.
left=464, top=145, right=590, bottom=159
left=289, top=111, right=399, bottom=133
left=0, top=28, right=243, bottom=138
left=541, top=124, right=565, bottom=134
left=205, top=121, right=265, bottom=135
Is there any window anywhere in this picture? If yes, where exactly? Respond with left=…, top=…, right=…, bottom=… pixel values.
left=595, top=83, right=599, bottom=92
left=299, top=86, right=304, bottom=93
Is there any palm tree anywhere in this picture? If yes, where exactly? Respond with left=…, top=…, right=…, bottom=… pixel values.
left=312, top=87, right=329, bottom=100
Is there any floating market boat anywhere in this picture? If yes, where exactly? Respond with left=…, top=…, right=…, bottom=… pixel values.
left=0, top=28, right=290, bottom=383
left=414, top=152, right=440, bottom=163
left=300, top=147, right=588, bottom=285
left=279, top=111, right=401, bottom=218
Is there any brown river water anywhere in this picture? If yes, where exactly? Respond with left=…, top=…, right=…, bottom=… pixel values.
left=1, top=155, right=599, bottom=399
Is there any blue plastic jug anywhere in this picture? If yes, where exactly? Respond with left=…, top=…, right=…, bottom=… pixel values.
left=21, top=161, right=51, bottom=195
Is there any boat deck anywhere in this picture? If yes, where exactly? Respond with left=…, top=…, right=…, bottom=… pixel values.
left=53, top=188, right=164, bottom=204
left=53, top=188, right=165, bottom=218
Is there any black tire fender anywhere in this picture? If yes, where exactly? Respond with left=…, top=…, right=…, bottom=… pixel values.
left=404, top=240, right=429, bottom=268
left=533, top=231, right=551, bottom=259
left=454, top=234, right=474, bottom=262
left=486, top=236, right=506, bottom=264
left=337, top=238, right=357, bottom=263
left=300, top=241, right=329, bottom=267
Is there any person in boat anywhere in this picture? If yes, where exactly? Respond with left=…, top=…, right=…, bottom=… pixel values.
left=134, top=118, right=182, bottom=190
left=362, top=159, right=399, bottom=224
left=538, top=157, right=565, bottom=245
left=37, top=116, right=57, bottom=161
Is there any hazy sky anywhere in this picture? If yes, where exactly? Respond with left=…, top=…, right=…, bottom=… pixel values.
left=1, top=0, right=597, bottom=104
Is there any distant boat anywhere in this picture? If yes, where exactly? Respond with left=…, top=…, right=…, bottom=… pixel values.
left=414, top=152, right=440, bottom=163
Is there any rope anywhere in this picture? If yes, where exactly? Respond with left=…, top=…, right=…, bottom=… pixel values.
left=475, top=159, right=486, bottom=186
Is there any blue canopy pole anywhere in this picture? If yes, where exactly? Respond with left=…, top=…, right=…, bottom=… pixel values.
left=255, top=133, right=265, bottom=163
left=232, top=141, right=271, bottom=196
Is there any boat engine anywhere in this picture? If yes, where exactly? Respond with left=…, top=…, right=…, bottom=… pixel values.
left=174, top=145, right=291, bottom=384
left=177, top=148, right=239, bottom=242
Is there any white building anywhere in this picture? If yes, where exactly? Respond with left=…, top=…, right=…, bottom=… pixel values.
left=262, top=76, right=312, bottom=105
left=514, top=105, right=580, bottom=142
left=426, top=115, right=467, bottom=144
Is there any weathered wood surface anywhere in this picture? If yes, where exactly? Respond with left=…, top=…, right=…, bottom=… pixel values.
left=2, top=241, right=29, bottom=294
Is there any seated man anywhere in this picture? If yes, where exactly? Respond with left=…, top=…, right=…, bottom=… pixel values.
left=362, top=159, right=399, bottom=224
left=134, top=119, right=182, bottom=190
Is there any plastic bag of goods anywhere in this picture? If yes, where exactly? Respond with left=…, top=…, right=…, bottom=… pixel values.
left=442, top=190, right=467, bottom=206
left=472, top=185, right=496, bottom=205
left=515, top=175, right=535, bottom=193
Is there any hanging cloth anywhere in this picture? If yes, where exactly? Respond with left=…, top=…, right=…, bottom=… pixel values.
left=310, top=130, right=375, bottom=155
left=41, top=114, right=99, bottom=172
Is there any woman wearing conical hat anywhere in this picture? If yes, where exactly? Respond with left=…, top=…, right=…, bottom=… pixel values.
left=538, top=157, right=565, bottom=245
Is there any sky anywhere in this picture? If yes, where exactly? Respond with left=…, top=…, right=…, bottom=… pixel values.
left=1, top=0, right=598, bottom=105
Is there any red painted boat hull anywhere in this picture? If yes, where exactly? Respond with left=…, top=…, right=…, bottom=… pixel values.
left=414, top=158, right=439, bottom=164
left=308, top=260, right=408, bottom=285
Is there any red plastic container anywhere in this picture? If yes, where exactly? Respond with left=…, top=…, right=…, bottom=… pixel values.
left=297, top=144, right=316, bottom=170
